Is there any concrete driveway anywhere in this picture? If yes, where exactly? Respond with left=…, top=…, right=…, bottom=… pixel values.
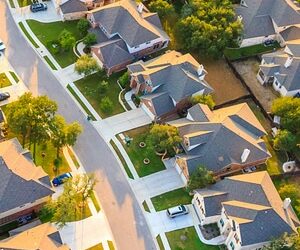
left=94, top=108, right=152, bottom=141
left=146, top=206, right=195, bottom=235
left=132, top=159, right=185, bottom=201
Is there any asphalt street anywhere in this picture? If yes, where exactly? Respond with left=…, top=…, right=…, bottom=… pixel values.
left=0, top=2, right=156, bottom=250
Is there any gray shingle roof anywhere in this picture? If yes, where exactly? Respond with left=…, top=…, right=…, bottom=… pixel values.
left=169, top=103, right=270, bottom=173
left=236, top=0, right=300, bottom=39
left=90, top=0, right=167, bottom=47
left=60, top=0, right=87, bottom=14
left=261, top=49, right=300, bottom=92
left=195, top=171, right=299, bottom=246
left=280, top=26, right=300, bottom=42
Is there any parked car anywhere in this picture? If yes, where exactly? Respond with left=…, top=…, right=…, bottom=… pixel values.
left=30, top=3, right=47, bottom=12
left=0, top=40, right=5, bottom=51
left=0, top=92, right=10, bottom=101
left=264, top=39, right=275, bottom=46
left=52, top=172, right=72, bottom=186
left=18, top=214, right=33, bottom=225
left=166, top=205, right=189, bottom=218
left=242, top=166, right=257, bottom=173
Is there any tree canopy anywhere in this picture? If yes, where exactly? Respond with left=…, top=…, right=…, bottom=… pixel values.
left=148, top=0, right=175, bottom=18
left=58, top=30, right=76, bottom=51
left=190, top=94, right=215, bottom=109
left=77, top=18, right=90, bottom=36
left=75, top=55, right=99, bottom=77
left=187, top=165, right=215, bottom=192
left=176, top=0, right=243, bottom=58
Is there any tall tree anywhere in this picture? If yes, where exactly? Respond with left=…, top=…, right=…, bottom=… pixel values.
left=51, top=115, right=82, bottom=158
left=59, top=30, right=76, bottom=51
left=5, top=93, right=34, bottom=147
left=77, top=18, right=90, bottom=36
left=187, top=165, right=215, bottom=192
left=83, top=33, right=97, bottom=48
left=190, top=94, right=215, bottom=109
left=148, top=0, right=175, bottom=18
left=75, top=55, right=99, bottom=77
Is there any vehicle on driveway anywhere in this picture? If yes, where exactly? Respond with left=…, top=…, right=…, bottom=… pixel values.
left=0, top=40, right=5, bottom=51
left=0, top=92, right=10, bottom=101
left=52, top=172, right=72, bottom=186
left=30, top=3, right=47, bottom=12
left=167, top=205, right=189, bottom=218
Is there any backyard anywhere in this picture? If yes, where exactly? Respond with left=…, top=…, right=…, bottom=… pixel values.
left=74, top=71, right=125, bottom=118
left=26, top=20, right=83, bottom=68
left=0, top=73, right=12, bottom=88
left=166, top=227, right=219, bottom=250
left=151, top=188, right=192, bottom=211
left=119, top=126, right=166, bottom=177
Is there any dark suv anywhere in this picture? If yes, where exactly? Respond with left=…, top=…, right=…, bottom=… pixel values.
left=30, top=3, right=47, bottom=12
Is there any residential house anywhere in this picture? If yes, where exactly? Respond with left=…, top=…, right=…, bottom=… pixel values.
left=169, top=103, right=270, bottom=184
left=87, top=0, right=170, bottom=75
left=127, top=50, right=213, bottom=120
left=257, top=43, right=300, bottom=97
left=59, top=0, right=88, bottom=21
left=192, top=171, right=300, bottom=250
left=0, top=138, right=54, bottom=226
left=236, top=0, right=300, bottom=47
left=0, top=223, right=69, bottom=249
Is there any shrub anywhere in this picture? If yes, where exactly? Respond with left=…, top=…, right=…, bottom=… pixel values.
left=77, top=19, right=90, bottom=36
left=99, top=80, right=109, bottom=93
left=118, top=71, right=130, bottom=89
left=100, top=97, right=113, bottom=114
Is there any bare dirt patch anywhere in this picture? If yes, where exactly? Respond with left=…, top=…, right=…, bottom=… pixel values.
left=232, top=58, right=280, bottom=112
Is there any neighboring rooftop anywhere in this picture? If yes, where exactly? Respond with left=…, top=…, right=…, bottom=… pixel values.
left=236, top=0, right=300, bottom=39
left=0, top=138, right=53, bottom=214
left=89, top=0, right=169, bottom=47
left=60, top=0, right=88, bottom=14
left=195, top=171, right=299, bottom=246
left=169, top=103, right=270, bottom=173
left=128, top=51, right=213, bottom=117
left=0, top=223, right=69, bottom=250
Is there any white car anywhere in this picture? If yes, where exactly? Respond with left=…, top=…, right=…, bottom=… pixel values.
left=0, top=40, right=5, bottom=51
left=167, top=205, right=189, bottom=218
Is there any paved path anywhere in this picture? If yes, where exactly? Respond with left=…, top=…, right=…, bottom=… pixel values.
left=94, top=108, right=152, bottom=141
left=124, top=89, right=137, bottom=110
left=0, top=1, right=157, bottom=249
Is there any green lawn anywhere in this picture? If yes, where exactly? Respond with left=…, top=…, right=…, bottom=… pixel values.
left=18, top=22, right=39, bottom=48
left=109, top=139, right=134, bottom=179
left=34, top=142, right=71, bottom=179
left=43, top=56, right=57, bottom=70
left=151, top=188, right=192, bottom=211
left=8, top=0, right=15, bottom=8
left=86, top=244, right=104, bottom=250
left=9, top=71, right=19, bottom=83
left=17, top=0, right=32, bottom=7
left=26, top=20, right=82, bottom=68
left=67, top=147, right=80, bottom=168
left=142, top=200, right=150, bottom=212
left=90, top=191, right=101, bottom=212
left=156, top=235, right=165, bottom=250
left=108, top=241, right=115, bottom=250
left=120, top=126, right=166, bottom=177
left=74, top=71, right=125, bottom=118
left=166, top=227, right=219, bottom=250
left=0, top=73, right=12, bottom=88
left=224, top=42, right=281, bottom=61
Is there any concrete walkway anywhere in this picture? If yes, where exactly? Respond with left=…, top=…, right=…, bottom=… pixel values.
left=124, top=89, right=137, bottom=110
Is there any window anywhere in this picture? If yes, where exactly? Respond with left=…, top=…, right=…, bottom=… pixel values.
left=134, top=45, right=140, bottom=49
left=234, top=233, right=239, bottom=243
left=146, top=41, right=151, bottom=44
left=230, top=241, right=235, bottom=250
left=220, top=218, right=224, bottom=227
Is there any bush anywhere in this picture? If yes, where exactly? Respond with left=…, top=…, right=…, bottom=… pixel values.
left=100, top=97, right=113, bottom=114
left=58, top=30, right=76, bottom=51
left=99, top=80, right=109, bottom=93
left=118, top=71, right=130, bottom=89
left=131, top=94, right=140, bottom=107
left=77, top=19, right=90, bottom=36
left=83, top=33, right=97, bottom=48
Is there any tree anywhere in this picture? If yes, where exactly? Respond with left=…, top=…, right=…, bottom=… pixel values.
left=46, top=174, right=97, bottom=228
left=176, top=0, right=243, bottom=58
left=186, top=165, right=215, bottom=192
left=51, top=115, right=82, bottom=158
left=279, top=184, right=300, bottom=209
left=148, top=124, right=182, bottom=156
left=5, top=93, right=34, bottom=147
left=262, top=233, right=299, bottom=250
left=58, top=30, right=76, bottom=51
left=273, top=130, right=297, bottom=152
left=148, top=0, right=175, bottom=18
left=77, top=18, right=90, bottom=36
left=190, top=94, right=215, bottom=109
left=100, top=97, right=113, bottom=114
left=75, top=55, right=99, bottom=77
left=118, top=71, right=130, bottom=89
left=99, top=80, right=109, bottom=93
left=83, top=33, right=97, bottom=48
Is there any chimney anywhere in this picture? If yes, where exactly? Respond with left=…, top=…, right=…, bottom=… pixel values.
left=283, top=198, right=291, bottom=210
left=284, top=56, right=293, bottom=68
left=241, top=148, right=250, bottom=163
left=137, top=3, right=144, bottom=14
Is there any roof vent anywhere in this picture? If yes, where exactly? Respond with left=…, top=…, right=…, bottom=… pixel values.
left=283, top=198, right=291, bottom=210
left=241, top=149, right=250, bottom=163
left=137, top=3, right=144, bottom=14
left=197, top=64, right=206, bottom=80
left=284, top=56, right=293, bottom=68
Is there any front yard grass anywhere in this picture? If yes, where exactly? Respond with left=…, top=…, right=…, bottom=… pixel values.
left=0, top=73, right=12, bottom=88
left=18, top=22, right=39, bottom=48
left=17, top=0, right=32, bottom=7
left=156, top=235, right=165, bottom=250
left=120, top=126, right=166, bottom=177
left=43, top=56, right=57, bottom=70
left=74, top=71, right=125, bottom=118
left=166, top=227, right=219, bottom=250
left=90, top=191, right=101, bottom=212
left=86, top=244, right=104, bottom=250
left=34, top=142, right=71, bottom=179
left=151, top=188, right=192, bottom=212
left=26, top=20, right=82, bottom=68
left=9, top=71, right=19, bottom=83
left=224, top=42, right=281, bottom=61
